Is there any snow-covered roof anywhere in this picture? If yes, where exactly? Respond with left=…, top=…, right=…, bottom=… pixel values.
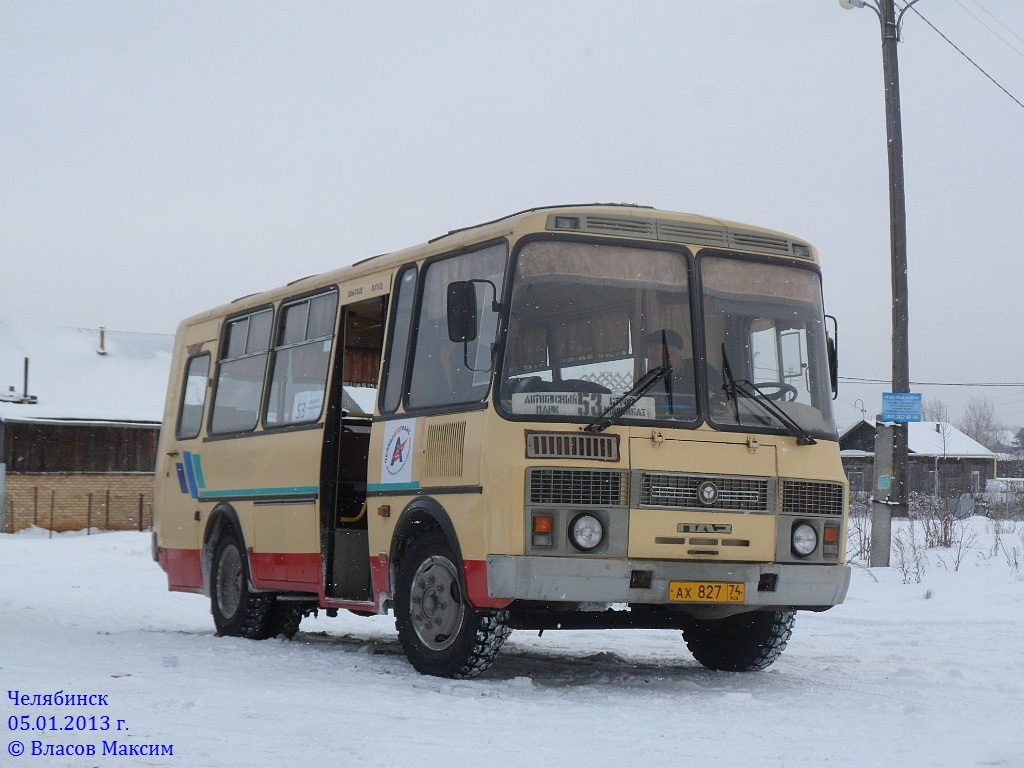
left=0, top=320, right=381, bottom=427
left=839, top=418, right=996, bottom=459
left=0, top=321, right=174, bottom=425
left=907, top=421, right=996, bottom=458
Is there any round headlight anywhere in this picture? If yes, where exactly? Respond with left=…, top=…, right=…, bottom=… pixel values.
left=569, top=513, right=604, bottom=552
left=791, top=522, right=818, bottom=558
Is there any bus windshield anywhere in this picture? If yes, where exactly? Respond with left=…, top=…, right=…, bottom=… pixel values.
left=498, top=240, right=837, bottom=440
left=702, top=256, right=837, bottom=439
left=499, top=240, right=697, bottom=425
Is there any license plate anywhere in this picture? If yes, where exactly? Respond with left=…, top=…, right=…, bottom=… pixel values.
left=667, top=581, right=745, bottom=603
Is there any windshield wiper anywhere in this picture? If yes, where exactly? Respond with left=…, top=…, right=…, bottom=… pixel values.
left=720, top=345, right=816, bottom=446
left=584, top=365, right=670, bottom=433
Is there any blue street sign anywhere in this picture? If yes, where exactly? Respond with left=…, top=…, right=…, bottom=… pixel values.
left=881, top=392, right=922, bottom=423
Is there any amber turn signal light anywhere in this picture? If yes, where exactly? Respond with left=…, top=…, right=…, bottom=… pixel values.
left=532, top=514, right=554, bottom=547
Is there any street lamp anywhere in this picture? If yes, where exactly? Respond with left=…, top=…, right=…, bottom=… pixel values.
left=840, top=0, right=918, bottom=567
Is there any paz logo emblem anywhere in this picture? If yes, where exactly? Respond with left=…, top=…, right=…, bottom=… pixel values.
left=697, top=480, right=719, bottom=506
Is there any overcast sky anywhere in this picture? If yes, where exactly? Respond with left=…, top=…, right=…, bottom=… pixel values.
left=2, top=0, right=1022, bottom=429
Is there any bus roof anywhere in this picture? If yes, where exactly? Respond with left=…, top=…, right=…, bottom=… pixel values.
left=177, top=204, right=818, bottom=330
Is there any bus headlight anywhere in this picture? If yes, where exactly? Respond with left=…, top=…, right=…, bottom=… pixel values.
left=791, top=522, right=818, bottom=558
left=568, top=513, right=604, bottom=552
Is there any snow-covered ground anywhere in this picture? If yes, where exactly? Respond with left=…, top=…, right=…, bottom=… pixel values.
left=2, top=521, right=1023, bottom=768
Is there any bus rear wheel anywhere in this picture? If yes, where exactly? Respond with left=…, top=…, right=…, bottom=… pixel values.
left=394, top=529, right=510, bottom=678
left=210, top=528, right=274, bottom=639
left=265, top=601, right=308, bottom=640
left=682, top=609, right=795, bottom=671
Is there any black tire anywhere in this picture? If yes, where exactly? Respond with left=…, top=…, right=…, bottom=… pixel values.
left=264, top=601, right=308, bottom=640
left=394, top=528, right=510, bottom=678
left=210, top=527, right=274, bottom=639
left=682, top=610, right=796, bottom=671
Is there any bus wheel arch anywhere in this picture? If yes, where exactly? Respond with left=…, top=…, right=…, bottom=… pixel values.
left=201, top=504, right=245, bottom=598
left=389, top=498, right=464, bottom=593
left=201, top=505, right=276, bottom=640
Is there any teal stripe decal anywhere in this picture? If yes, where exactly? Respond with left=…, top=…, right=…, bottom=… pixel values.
left=191, top=454, right=206, bottom=489
left=366, top=482, right=421, bottom=493
left=198, top=486, right=319, bottom=499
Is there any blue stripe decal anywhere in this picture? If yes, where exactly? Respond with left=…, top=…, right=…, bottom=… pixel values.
left=175, top=463, right=189, bottom=494
left=182, top=451, right=199, bottom=499
left=191, top=453, right=206, bottom=489
left=198, top=486, right=320, bottom=499
left=366, top=482, right=421, bottom=493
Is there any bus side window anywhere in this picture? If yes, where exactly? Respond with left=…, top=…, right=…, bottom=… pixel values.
left=380, top=265, right=417, bottom=413
left=209, top=308, right=273, bottom=434
left=176, top=353, right=210, bottom=440
left=265, top=290, right=339, bottom=426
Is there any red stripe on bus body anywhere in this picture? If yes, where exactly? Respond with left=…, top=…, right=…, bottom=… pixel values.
left=159, top=548, right=512, bottom=611
left=158, top=547, right=203, bottom=593
left=369, top=556, right=511, bottom=610
left=370, top=555, right=390, bottom=602
left=463, top=560, right=513, bottom=610
left=249, top=552, right=321, bottom=589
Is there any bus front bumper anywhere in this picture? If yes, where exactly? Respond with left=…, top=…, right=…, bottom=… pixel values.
left=485, top=555, right=851, bottom=610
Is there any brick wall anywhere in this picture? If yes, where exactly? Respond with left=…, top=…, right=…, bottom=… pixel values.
left=2, top=473, right=154, bottom=533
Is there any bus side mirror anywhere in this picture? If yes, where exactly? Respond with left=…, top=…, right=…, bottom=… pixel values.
left=447, top=281, right=478, bottom=343
left=827, top=336, right=838, bottom=396
left=825, top=314, right=839, bottom=400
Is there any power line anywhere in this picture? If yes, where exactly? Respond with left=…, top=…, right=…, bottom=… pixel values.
left=840, top=377, right=1024, bottom=387
left=966, top=0, right=1024, bottom=47
left=955, top=0, right=1024, bottom=59
left=907, top=3, right=1024, bottom=110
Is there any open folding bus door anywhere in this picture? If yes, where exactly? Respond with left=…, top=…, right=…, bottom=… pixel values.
left=321, top=296, right=387, bottom=601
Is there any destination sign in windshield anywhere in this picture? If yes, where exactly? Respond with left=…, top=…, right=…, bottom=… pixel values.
left=510, top=392, right=655, bottom=419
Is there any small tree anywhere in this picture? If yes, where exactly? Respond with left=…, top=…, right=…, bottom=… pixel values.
left=956, top=397, right=1002, bottom=451
left=932, top=420, right=954, bottom=498
left=922, top=397, right=949, bottom=422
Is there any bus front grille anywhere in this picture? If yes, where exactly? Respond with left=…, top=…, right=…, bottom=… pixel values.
left=639, top=472, right=771, bottom=512
left=528, top=469, right=627, bottom=507
left=782, top=480, right=845, bottom=516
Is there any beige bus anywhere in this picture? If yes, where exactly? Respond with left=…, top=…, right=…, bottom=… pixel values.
left=153, top=204, right=850, bottom=678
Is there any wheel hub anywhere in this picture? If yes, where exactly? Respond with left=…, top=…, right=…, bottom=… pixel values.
left=409, top=555, right=464, bottom=651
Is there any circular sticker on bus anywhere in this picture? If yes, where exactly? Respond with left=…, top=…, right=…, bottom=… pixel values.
left=384, top=424, right=413, bottom=477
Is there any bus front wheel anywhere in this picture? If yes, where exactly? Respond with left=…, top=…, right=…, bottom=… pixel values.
left=210, top=527, right=274, bottom=639
left=682, top=609, right=795, bottom=671
left=394, top=529, right=510, bottom=678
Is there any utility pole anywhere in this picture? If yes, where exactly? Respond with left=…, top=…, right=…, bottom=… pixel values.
left=880, top=0, right=911, bottom=534
left=841, top=0, right=916, bottom=565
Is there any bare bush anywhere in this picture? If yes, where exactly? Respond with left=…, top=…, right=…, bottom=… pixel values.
left=988, top=513, right=1011, bottom=558
left=892, top=519, right=927, bottom=584
left=847, top=492, right=872, bottom=563
left=909, top=493, right=957, bottom=549
left=935, top=519, right=979, bottom=572
left=1004, top=544, right=1021, bottom=574
left=982, top=489, right=1024, bottom=522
